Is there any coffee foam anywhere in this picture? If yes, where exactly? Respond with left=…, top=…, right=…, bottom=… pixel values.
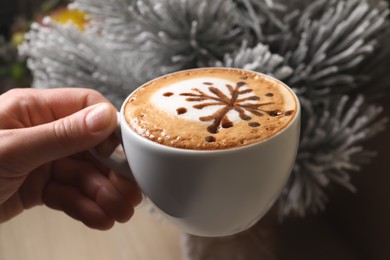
left=151, top=77, right=256, bottom=124
left=125, top=68, right=297, bottom=150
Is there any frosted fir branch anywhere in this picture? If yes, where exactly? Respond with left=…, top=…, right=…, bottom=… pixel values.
left=277, top=0, right=390, bottom=98
left=233, top=0, right=288, bottom=44
left=214, top=42, right=293, bottom=81
left=123, top=0, right=247, bottom=70
left=278, top=96, right=388, bottom=217
left=70, top=0, right=134, bottom=23
left=69, top=0, right=139, bottom=50
left=19, top=18, right=144, bottom=108
left=74, top=0, right=247, bottom=70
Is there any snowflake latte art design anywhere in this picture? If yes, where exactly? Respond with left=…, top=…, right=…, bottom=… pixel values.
left=125, top=68, right=297, bottom=150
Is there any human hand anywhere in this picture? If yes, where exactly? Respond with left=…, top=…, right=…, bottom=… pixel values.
left=0, top=88, right=142, bottom=229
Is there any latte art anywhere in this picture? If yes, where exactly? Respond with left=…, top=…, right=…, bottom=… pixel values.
left=125, top=68, right=297, bottom=150
left=151, top=78, right=266, bottom=130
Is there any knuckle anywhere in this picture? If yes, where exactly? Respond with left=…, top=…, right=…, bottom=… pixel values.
left=3, top=88, right=36, bottom=101
left=82, top=89, right=109, bottom=106
left=0, top=130, right=31, bottom=174
left=3, top=88, right=25, bottom=97
left=0, top=130, right=15, bottom=162
left=52, top=117, right=80, bottom=147
left=85, top=88, right=102, bottom=97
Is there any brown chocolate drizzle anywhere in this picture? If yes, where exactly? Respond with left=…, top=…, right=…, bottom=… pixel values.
left=238, top=89, right=254, bottom=95
left=205, top=136, right=216, bottom=142
left=249, top=122, right=260, bottom=127
left=180, top=81, right=278, bottom=134
left=163, top=92, right=174, bottom=97
left=267, top=110, right=283, bottom=117
left=176, top=107, right=187, bottom=115
left=200, top=106, right=232, bottom=133
left=203, top=82, right=213, bottom=85
left=265, top=93, right=274, bottom=97
left=221, top=118, right=233, bottom=128
left=284, top=110, right=294, bottom=116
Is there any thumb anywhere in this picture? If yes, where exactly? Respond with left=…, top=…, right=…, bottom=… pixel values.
left=2, top=103, right=118, bottom=171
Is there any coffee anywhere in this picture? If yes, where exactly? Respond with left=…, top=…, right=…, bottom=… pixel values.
left=124, top=68, right=297, bottom=150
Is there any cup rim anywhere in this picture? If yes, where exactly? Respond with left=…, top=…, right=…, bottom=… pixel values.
left=120, top=67, right=301, bottom=154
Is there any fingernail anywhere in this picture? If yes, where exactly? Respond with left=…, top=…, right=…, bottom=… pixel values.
left=85, top=103, right=112, bottom=133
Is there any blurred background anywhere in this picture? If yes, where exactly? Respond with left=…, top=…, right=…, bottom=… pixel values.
left=1, top=0, right=390, bottom=259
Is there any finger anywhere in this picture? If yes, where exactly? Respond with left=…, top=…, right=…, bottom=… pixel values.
left=1, top=102, right=118, bottom=171
left=43, top=182, right=115, bottom=230
left=41, top=88, right=113, bottom=119
left=76, top=152, right=143, bottom=208
left=94, top=133, right=121, bottom=157
left=0, top=88, right=112, bottom=128
left=96, top=182, right=135, bottom=223
left=108, top=171, right=143, bottom=207
left=18, top=164, right=52, bottom=209
left=52, top=158, right=135, bottom=223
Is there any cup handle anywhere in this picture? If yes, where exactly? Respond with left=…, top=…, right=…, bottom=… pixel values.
left=90, top=112, right=135, bottom=181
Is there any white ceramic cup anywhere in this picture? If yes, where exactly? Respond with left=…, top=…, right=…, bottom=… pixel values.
left=97, top=69, right=301, bottom=237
